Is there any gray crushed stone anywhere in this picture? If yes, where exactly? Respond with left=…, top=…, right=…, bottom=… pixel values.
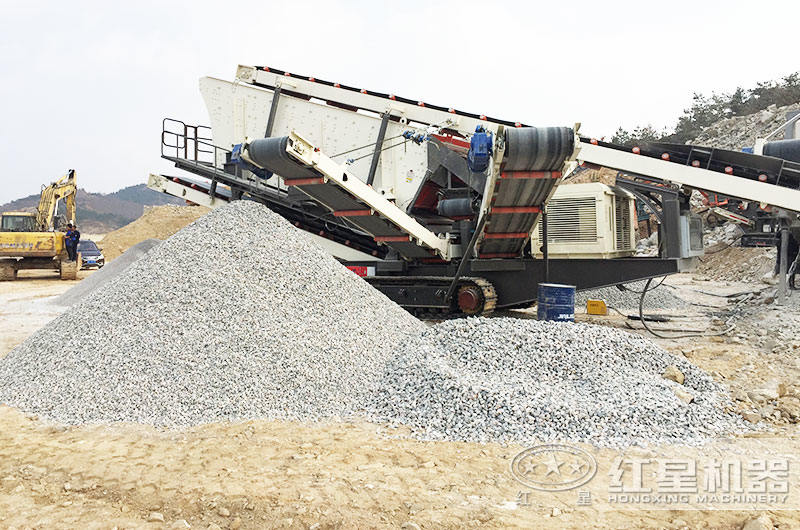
left=369, top=317, right=750, bottom=447
left=0, top=201, right=746, bottom=448
left=576, top=280, right=687, bottom=311
left=0, top=200, right=423, bottom=426
left=53, top=238, right=162, bottom=306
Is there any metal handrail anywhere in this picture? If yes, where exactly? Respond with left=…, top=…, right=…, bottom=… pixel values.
left=161, top=118, right=221, bottom=162
left=161, top=117, right=235, bottom=183
left=763, top=112, right=800, bottom=142
left=160, top=117, right=289, bottom=197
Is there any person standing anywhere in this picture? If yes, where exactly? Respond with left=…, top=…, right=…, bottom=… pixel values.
left=70, top=223, right=81, bottom=262
left=64, top=224, right=74, bottom=261
left=64, top=223, right=80, bottom=262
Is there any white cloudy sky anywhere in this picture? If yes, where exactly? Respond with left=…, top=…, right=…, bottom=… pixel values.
left=1, top=0, right=798, bottom=203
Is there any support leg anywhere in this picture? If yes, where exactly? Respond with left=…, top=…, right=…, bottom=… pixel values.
left=780, top=228, right=789, bottom=304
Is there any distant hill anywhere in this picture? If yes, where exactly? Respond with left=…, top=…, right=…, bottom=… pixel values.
left=0, top=184, right=183, bottom=234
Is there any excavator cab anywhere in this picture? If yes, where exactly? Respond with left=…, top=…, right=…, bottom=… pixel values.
left=0, top=212, right=37, bottom=232
left=0, top=170, right=78, bottom=280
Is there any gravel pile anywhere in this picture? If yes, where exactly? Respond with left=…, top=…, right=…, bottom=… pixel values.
left=634, top=231, right=658, bottom=257
left=576, top=281, right=687, bottom=311
left=0, top=201, right=748, bottom=448
left=695, top=246, right=775, bottom=283
left=0, top=200, right=423, bottom=426
left=370, top=318, right=750, bottom=447
left=54, top=239, right=162, bottom=306
left=704, top=223, right=743, bottom=248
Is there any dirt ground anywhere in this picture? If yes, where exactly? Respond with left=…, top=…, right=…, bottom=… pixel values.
left=98, top=205, right=209, bottom=262
left=1, top=272, right=799, bottom=529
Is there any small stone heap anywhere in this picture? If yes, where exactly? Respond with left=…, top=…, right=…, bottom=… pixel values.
left=575, top=280, right=687, bottom=311
left=369, top=318, right=749, bottom=447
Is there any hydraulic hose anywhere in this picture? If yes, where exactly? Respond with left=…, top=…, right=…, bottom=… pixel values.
left=636, top=278, right=734, bottom=339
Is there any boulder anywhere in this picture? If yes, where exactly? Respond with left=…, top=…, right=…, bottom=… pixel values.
left=663, top=365, right=685, bottom=385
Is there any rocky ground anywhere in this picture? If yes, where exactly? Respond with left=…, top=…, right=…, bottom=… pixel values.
left=575, top=273, right=800, bottom=430
left=2, top=267, right=799, bottom=528
left=692, top=102, right=800, bottom=150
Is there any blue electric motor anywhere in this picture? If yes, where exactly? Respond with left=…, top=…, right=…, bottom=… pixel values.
left=467, top=125, right=493, bottom=173
left=231, top=143, right=273, bottom=180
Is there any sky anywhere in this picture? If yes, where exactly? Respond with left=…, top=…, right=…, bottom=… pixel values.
left=1, top=0, right=799, bottom=203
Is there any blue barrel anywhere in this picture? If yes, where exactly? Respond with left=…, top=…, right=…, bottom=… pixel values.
left=537, top=283, right=576, bottom=322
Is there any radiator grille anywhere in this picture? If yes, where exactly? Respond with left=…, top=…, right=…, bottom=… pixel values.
left=614, top=196, right=632, bottom=250
left=539, top=197, right=597, bottom=243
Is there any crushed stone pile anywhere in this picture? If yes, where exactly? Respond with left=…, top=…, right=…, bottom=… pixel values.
left=369, top=318, right=750, bottom=447
left=563, top=166, right=617, bottom=186
left=99, top=205, right=209, bottom=261
left=54, top=239, right=162, bottom=306
left=692, top=102, right=800, bottom=150
left=634, top=231, right=659, bottom=257
left=0, top=200, right=423, bottom=426
left=576, top=280, right=687, bottom=311
left=695, top=246, right=775, bottom=283
left=704, top=223, right=744, bottom=248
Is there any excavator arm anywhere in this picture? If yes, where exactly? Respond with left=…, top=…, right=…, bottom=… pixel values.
left=63, top=180, right=76, bottom=227
left=35, top=169, right=77, bottom=231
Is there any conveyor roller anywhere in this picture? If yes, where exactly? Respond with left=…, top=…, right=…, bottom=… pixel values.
left=475, top=127, right=575, bottom=257
left=763, top=139, right=800, bottom=165
left=246, top=136, right=320, bottom=181
left=504, top=127, right=575, bottom=171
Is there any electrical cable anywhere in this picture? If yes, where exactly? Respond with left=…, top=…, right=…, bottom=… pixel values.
left=788, top=251, right=800, bottom=290
left=347, top=139, right=410, bottom=162
left=606, top=305, right=628, bottom=318
left=331, top=134, right=406, bottom=158
left=331, top=117, right=457, bottom=158
left=697, top=234, right=744, bottom=258
left=636, top=277, right=734, bottom=339
left=617, top=275, right=666, bottom=294
left=607, top=305, right=669, bottom=322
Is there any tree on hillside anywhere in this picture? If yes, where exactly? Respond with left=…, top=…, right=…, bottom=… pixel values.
left=611, top=125, right=665, bottom=145
left=613, top=71, right=800, bottom=145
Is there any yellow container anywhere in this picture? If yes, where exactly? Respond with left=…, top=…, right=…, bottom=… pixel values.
left=586, top=299, right=608, bottom=316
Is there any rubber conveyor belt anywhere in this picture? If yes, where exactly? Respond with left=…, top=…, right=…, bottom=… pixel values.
left=247, top=135, right=446, bottom=260
left=582, top=137, right=800, bottom=190
left=477, top=127, right=574, bottom=257
left=577, top=137, right=800, bottom=213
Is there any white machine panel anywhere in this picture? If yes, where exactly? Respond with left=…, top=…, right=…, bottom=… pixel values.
left=201, top=77, right=441, bottom=208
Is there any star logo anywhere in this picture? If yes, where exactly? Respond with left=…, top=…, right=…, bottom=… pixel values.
left=519, top=459, right=538, bottom=476
left=570, top=461, right=587, bottom=475
left=542, top=453, right=564, bottom=477
left=510, top=444, right=598, bottom=492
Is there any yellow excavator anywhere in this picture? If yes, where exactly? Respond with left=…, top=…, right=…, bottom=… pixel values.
left=0, top=169, right=79, bottom=281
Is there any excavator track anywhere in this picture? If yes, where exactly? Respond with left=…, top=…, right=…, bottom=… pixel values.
left=458, top=277, right=497, bottom=315
left=365, top=275, right=496, bottom=319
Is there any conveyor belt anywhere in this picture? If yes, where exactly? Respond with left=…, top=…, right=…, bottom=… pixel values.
left=247, top=135, right=447, bottom=260
left=165, top=174, right=233, bottom=200
left=477, top=127, right=574, bottom=257
left=581, top=137, right=800, bottom=191
left=150, top=173, right=384, bottom=257
left=577, top=137, right=800, bottom=213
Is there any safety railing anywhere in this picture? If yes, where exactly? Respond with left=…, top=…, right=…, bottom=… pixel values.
left=162, top=118, right=220, bottom=164
left=160, top=117, right=288, bottom=198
